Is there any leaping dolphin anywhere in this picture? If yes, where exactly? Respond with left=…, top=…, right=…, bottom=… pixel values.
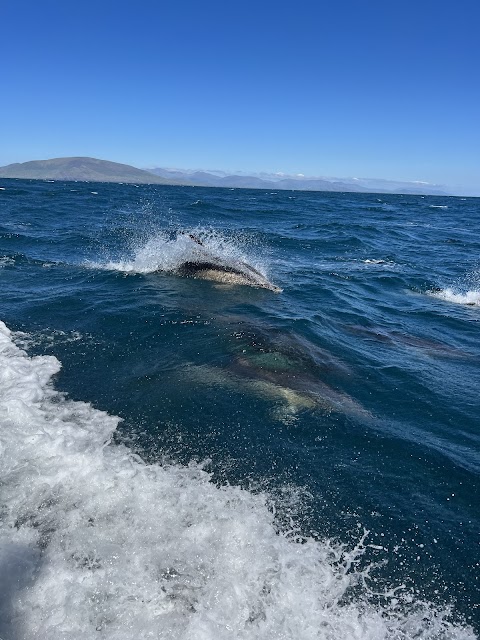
left=171, top=234, right=283, bottom=292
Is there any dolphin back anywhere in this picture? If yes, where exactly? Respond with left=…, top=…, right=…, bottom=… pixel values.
left=177, top=257, right=282, bottom=292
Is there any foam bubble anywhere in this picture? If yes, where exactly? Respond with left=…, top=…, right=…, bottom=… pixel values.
left=0, top=321, right=475, bottom=639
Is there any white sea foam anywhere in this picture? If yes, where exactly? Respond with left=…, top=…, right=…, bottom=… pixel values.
left=11, top=327, right=87, bottom=351
left=360, top=259, right=398, bottom=270
left=0, top=321, right=475, bottom=639
left=363, top=259, right=395, bottom=266
left=430, top=288, right=480, bottom=307
left=0, top=256, right=15, bottom=268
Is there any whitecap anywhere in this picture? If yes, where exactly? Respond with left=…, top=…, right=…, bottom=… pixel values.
left=361, top=259, right=398, bottom=270
left=0, top=321, right=475, bottom=639
left=429, top=288, right=480, bottom=307
left=0, top=256, right=15, bottom=268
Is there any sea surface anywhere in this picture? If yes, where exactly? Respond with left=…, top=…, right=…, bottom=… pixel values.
left=0, top=178, right=479, bottom=639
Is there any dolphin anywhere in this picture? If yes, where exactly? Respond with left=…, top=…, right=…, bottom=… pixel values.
left=183, top=320, right=371, bottom=422
left=343, top=323, right=472, bottom=358
left=172, top=234, right=282, bottom=292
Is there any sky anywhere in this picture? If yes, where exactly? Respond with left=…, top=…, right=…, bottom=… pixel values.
left=1, top=0, right=479, bottom=194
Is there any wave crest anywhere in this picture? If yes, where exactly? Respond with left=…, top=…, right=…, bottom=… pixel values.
left=430, top=288, right=480, bottom=307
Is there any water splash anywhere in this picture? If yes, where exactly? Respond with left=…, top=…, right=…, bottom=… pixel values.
left=429, top=269, right=480, bottom=307
left=430, top=288, right=480, bottom=306
left=87, top=228, right=281, bottom=291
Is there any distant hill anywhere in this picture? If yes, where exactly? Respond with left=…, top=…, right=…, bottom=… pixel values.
left=0, top=157, right=450, bottom=195
left=148, top=167, right=449, bottom=196
left=0, top=157, right=186, bottom=185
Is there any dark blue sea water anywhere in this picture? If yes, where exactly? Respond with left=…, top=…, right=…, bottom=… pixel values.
left=0, top=178, right=479, bottom=639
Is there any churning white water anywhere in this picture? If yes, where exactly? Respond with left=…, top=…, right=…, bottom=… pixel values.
left=0, top=321, right=475, bottom=639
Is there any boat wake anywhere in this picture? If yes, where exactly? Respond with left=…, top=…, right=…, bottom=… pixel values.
left=0, top=321, right=475, bottom=639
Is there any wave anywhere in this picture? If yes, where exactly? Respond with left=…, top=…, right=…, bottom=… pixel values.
left=0, top=321, right=475, bottom=639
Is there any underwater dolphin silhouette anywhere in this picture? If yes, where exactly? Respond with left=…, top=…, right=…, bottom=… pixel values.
left=172, top=234, right=282, bottom=292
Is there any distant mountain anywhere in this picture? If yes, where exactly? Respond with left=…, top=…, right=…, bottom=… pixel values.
left=148, top=167, right=450, bottom=196
left=0, top=157, right=450, bottom=195
left=149, top=169, right=362, bottom=192
left=148, top=167, right=449, bottom=196
left=0, top=157, right=186, bottom=185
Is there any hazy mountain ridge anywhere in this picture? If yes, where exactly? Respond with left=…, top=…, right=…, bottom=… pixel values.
left=148, top=167, right=449, bottom=195
left=0, top=157, right=450, bottom=195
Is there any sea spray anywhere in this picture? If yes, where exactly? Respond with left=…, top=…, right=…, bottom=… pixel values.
left=86, top=227, right=281, bottom=290
left=87, top=228, right=267, bottom=276
left=429, top=269, right=480, bottom=307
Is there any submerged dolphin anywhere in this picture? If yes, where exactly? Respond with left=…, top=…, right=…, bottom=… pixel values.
left=184, top=320, right=371, bottom=423
left=172, top=234, right=282, bottom=292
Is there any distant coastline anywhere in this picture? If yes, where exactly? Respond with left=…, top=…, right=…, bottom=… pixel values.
left=0, top=156, right=451, bottom=196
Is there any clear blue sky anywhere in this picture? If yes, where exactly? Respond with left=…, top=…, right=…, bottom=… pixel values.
left=2, top=0, right=479, bottom=193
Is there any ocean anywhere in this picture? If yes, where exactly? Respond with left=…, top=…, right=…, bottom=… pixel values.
left=0, top=178, right=479, bottom=639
